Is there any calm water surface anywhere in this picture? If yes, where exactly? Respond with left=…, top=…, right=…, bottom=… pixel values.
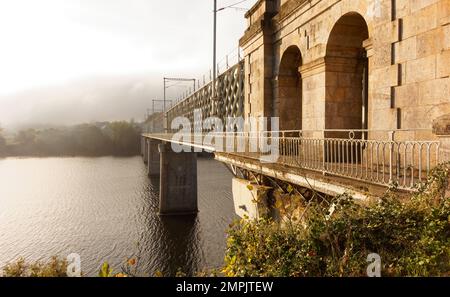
left=0, top=156, right=236, bottom=276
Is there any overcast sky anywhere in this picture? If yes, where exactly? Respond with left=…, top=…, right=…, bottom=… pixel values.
left=0, top=0, right=256, bottom=129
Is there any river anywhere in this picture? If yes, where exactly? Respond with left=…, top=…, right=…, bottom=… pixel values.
left=0, top=156, right=236, bottom=276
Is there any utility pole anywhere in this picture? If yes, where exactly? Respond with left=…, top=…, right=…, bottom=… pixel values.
left=163, top=80, right=167, bottom=132
left=163, top=77, right=196, bottom=131
left=213, top=0, right=217, bottom=103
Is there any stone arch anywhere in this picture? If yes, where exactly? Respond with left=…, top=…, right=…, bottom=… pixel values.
left=325, top=12, right=369, bottom=139
left=273, top=45, right=303, bottom=131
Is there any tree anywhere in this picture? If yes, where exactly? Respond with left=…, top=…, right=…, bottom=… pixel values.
left=0, top=126, right=6, bottom=153
left=71, top=124, right=111, bottom=155
left=107, top=121, right=140, bottom=155
left=15, top=129, right=37, bottom=145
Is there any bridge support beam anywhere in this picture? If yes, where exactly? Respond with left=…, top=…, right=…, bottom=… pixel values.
left=158, top=143, right=198, bottom=215
left=147, top=139, right=161, bottom=176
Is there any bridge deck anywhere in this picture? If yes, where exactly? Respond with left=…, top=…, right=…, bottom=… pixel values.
left=214, top=151, right=400, bottom=200
left=142, top=133, right=431, bottom=197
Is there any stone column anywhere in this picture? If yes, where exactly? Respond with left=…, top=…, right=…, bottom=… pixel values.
left=147, top=139, right=161, bottom=176
left=299, top=58, right=326, bottom=137
left=158, top=143, right=198, bottom=215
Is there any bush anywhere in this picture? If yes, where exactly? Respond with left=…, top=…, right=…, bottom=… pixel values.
left=223, top=164, right=450, bottom=277
left=2, top=257, right=68, bottom=277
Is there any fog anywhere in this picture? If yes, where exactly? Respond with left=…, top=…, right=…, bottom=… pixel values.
left=0, top=74, right=162, bottom=130
left=0, top=0, right=256, bottom=130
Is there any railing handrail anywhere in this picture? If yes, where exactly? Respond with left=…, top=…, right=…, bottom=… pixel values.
left=147, top=132, right=439, bottom=144
left=143, top=129, right=443, bottom=191
left=158, top=129, right=436, bottom=140
left=161, top=128, right=434, bottom=133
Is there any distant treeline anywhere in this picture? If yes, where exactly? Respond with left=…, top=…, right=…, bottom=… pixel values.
left=0, top=121, right=142, bottom=157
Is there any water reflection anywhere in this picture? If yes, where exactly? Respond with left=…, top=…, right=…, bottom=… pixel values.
left=142, top=176, right=202, bottom=275
left=0, top=156, right=235, bottom=276
left=158, top=215, right=200, bottom=276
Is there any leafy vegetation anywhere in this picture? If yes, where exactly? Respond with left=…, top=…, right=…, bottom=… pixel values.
left=0, top=126, right=6, bottom=153
left=0, top=121, right=141, bottom=157
left=1, top=257, right=68, bottom=277
left=98, top=258, right=140, bottom=277
left=223, top=164, right=450, bottom=277
left=1, top=165, right=449, bottom=277
left=1, top=257, right=140, bottom=277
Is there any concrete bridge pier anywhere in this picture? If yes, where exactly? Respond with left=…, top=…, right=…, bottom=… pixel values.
left=146, top=138, right=161, bottom=176
left=158, top=142, right=198, bottom=215
left=142, top=137, right=149, bottom=164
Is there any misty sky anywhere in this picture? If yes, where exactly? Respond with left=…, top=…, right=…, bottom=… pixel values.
left=0, top=0, right=256, bottom=129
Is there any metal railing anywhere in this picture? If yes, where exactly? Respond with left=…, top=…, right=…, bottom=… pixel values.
left=166, top=61, right=245, bottom=131
left=144, top=129, right=442, bottom=190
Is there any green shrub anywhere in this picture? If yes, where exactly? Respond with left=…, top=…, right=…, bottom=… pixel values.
left=223, top=164, right=450, bottom=277
left=2, top=257, right=68, bottom=277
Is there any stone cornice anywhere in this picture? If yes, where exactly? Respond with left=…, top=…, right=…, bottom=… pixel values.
left=273, top=0, right=311, bottom=25
left=240, top=0, right=278, bottom=47
left=240, top=16, right=277, bottom=47
left=239, top=18, right=265, bottom=47
left=245, top=0, right=266, bottom=19
left=299, top=57, right=325, bottom=77
left=363, top=38, right=374, bottom=57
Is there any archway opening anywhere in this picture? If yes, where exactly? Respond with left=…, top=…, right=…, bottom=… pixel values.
left=274, top=45, right=302, bottom=132
left=325, top=13, right=369, bottom=140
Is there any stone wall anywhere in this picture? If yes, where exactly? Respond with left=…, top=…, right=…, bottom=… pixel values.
left=240, top=0, right=450, bottom=140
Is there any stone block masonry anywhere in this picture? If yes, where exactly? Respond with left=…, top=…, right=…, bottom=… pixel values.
left=240, top=0, right=450, bottom=137
left=158, top=143, right=198, bottom=215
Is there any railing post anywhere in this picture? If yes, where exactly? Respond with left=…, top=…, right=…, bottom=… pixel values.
left=322, top=132, right=327, bottom=175
left=388, top=130, right=395, bottom=184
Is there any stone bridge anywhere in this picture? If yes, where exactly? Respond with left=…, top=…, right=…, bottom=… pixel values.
left=142, top=0, right=450, bottom=217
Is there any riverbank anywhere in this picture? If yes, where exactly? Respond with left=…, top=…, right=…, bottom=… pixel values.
left=0, top=121, right=141, bottom=158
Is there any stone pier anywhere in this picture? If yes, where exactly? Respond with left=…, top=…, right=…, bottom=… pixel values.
left=141, top=137, right=199, bottom=215
left=158, top=143, right=198, bottom=215
left=142, top=137, right=149, bottom=164
left=146, top=138, right=161, bottom=176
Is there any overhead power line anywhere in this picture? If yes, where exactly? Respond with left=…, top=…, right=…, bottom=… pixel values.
left=217, top=0, right=250, bottom=11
